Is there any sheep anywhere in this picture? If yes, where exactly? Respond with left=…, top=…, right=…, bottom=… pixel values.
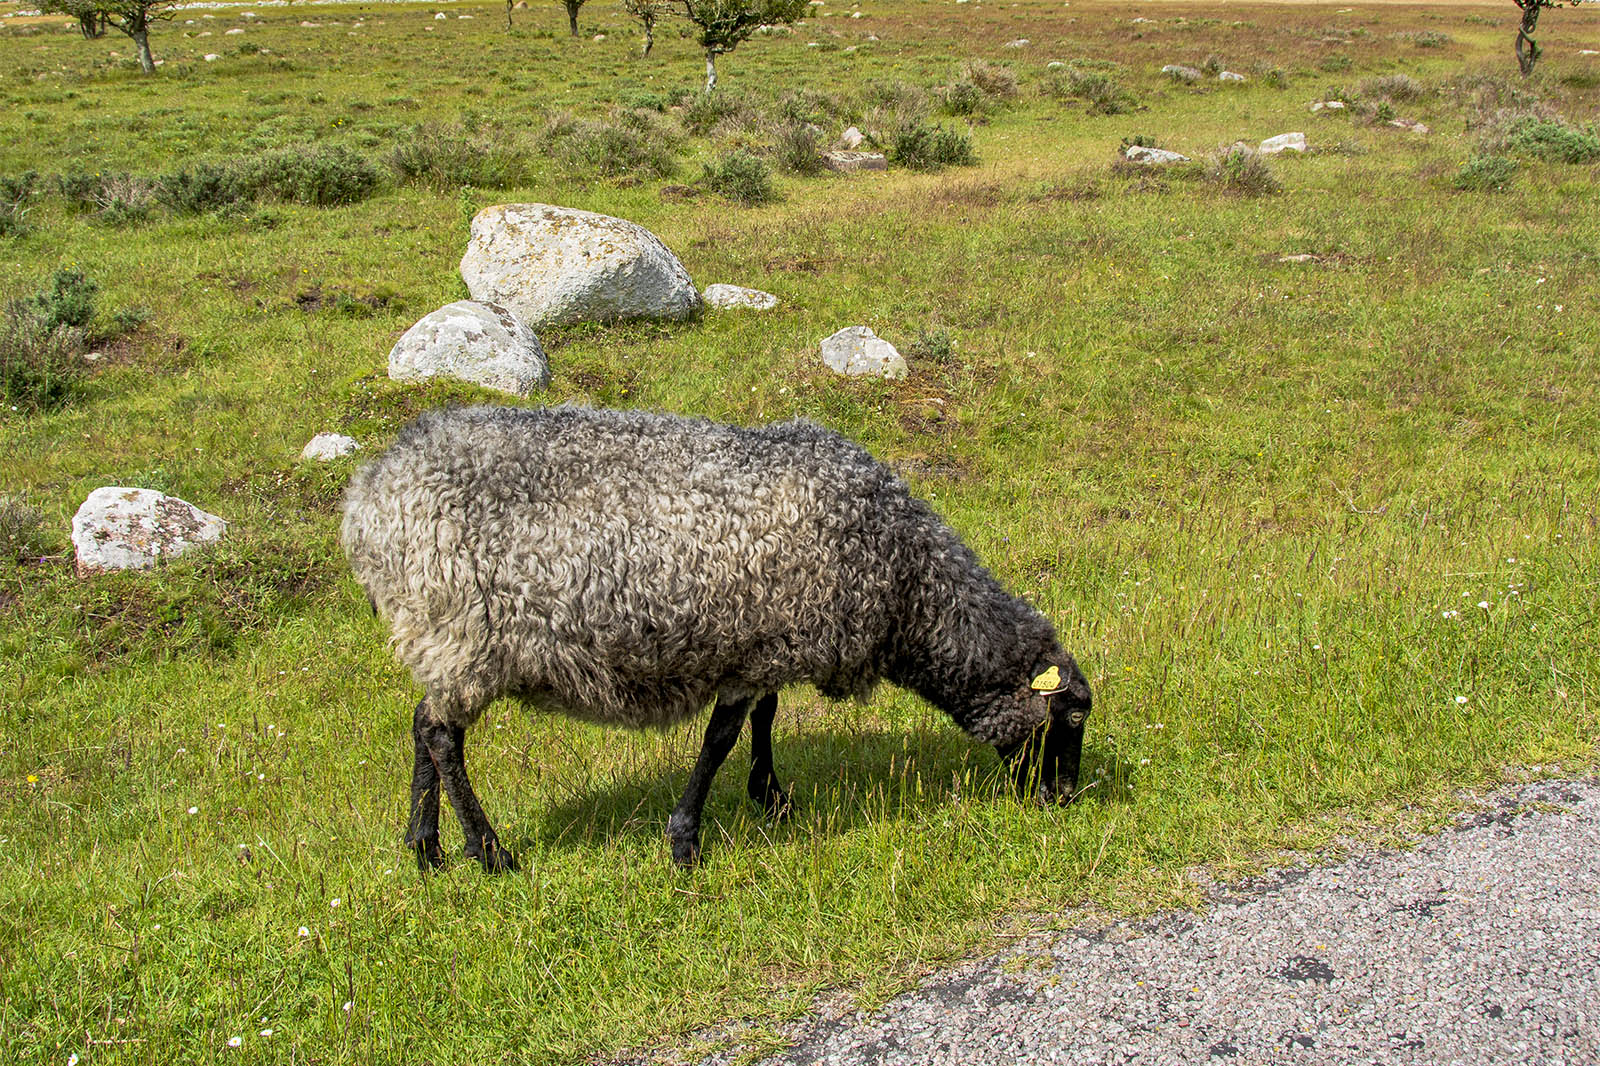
left=341, top=405, right=1092, bottom=873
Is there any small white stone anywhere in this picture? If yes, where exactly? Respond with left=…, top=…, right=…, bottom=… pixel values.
left=1218, top=70, right=1245, bottom=82
left=703, top=284, right=779, bottom=311
left=1123, top=145, right=1189, bottom=165
left=821, top=326, right=907, bottom=379
left=224, top=27, right=244, bottom=35
left=72, top=488, right=226, bottom=576
left=203, top=53, right=220, bottom=61
left=1003, top=37, right=1029, bottom=47
left=1258, top=131, right=1306, bottom=154
left=301, top=433, right=360, bottom=461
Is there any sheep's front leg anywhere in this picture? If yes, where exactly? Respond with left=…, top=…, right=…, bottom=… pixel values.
left=668, top=695, right=750, bottom=868
left=404, top=699, right=445, bottom=871
left=747, top=693, right=792, bottom=821
left=418, top=711, right=518, bottom=874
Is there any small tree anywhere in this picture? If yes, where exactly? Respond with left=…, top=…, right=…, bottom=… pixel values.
left=1513, top=0, right=1566, bottom=76
left=560, top=0, right=587, bottom=36
left=622, top=0, right=667, bottom=56
left=678, top=0, right=809, bottom=92
left=42, top=0, right=175, bottom=73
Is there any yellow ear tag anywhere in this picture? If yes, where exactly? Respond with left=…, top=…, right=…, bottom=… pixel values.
left=1030, top=666, right=1062, bottom=692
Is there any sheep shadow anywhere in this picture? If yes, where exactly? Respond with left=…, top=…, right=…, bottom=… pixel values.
left=523, top=726, right=1134, bottom=858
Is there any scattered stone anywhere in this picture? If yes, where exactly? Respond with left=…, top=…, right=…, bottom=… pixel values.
left=1580, top=49, right=1599, bottom=56
left=837, top=125, right=864, bottom=150
left=197, top=30, right=211, bottom=36
left=592, top=32, right=605, bottom=39
left=434, top=11, right=446, bottom=18
left=1047, top=60, right=1065, bottom=69
left=1259, top=132, right=1306, bottom=154
left=203, top=53, right=220, bottom=61
left=514, top=1, right=527, bottom=8
left=1004, top=38, right=1029, bottom=48
left=823, top=150, right=888, bottom=172
left=1278, top=253, right=1318, bottom=264
left=1130, top=16, right=1154, bottom=24
left=850, top=10, right=862, bottom=17
left=1389, top=118, right=1429, bottom=133
left=821, top=326, right=907, bottom=380
left=1218, top=70, right=1245, bottom=82
left=224, top=27, right=244, bottom=34
left=459, top=13, right=474, bottom=18
left=1162, top=64, right=1201, bottom=82
left=71, top=488, right=226, bottom=577
left=1124, top=145, right=1189, bottom=165
left=703, top=284, right=779, bottom=311
left=302, top=433, right=360, bottom=461
left=460, top=204, right=700, bottom=329
left=1310, top=100, right=1347, bottom=112
left=299, top=20, right=319, bottom=27
left=389, top=300, right=550, bottom=396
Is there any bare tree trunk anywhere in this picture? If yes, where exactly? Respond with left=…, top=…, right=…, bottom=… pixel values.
left=642, top=20, right=653, bottom=56
left=704, top=49, right=717, bottom=92
left=506, top=0, right=513, bottom=31
left=132, top=26, right=154, bottom=73
left=566, top=0, right=580, bottom=35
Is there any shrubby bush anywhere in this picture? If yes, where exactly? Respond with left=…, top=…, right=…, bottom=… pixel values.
left=1362, top=73, right=1425, bottom=101
left=389, top=122, right=525, bottom=191
left=0, top=495, right=47, bottom=569
left=156, top=161, right=249, bottom=214
left=699, top=149, right=775, bottom=204
left=1, top=301, right=85, bottom=412
left=1203, top=144, right=1281, bottom=196
left=22, top=269, right=97, bottom=333
left=1486, top=114, right=1600, bottom=163
left=772, top=120, right=826, bottom=175
left=1044, top=64, right=1138, bottom=115
left=885, top=122, right=976, bottom=171
left=1453, top=154, right=1517, bottom=191
left=683, top=90, right=758, bottom=136
left=557, top=108, right=682, bottom=179
left=241, top=143, right=382, bottom=206
left=0, top=172, right=37, bottom=238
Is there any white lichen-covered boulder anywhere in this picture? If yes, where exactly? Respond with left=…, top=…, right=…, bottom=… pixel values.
left=1259, top=132, right=1307, bottom=154
left=71, top=487, right=226, bottom=576
left=302, top=433, right=360, bottom=461
left=703, top=284, right=779, bottom=311
left=388, top=300, right=550, bottom=396
left=459, top=204, right=701, bottom=328
left=821, top=326, right=907, bottom=379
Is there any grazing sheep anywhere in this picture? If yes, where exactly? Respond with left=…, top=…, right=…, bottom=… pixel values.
left=341, top=405, right=1092, bottom=873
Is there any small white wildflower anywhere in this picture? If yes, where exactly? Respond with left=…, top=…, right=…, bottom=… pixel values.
left=1455, top=696, right=1468, bottom=705
left=1478, top=601, right=1489, bottom=609
left=259, top=1029, right=273, bottom=1038
left=188, top=806, right=199, bottom=815
left=1312, top=644, right=1321, bottom=650
left=69, top=1055, right=79, bottom=1066
left=330, top=898, right=341, bottom=908
left=298, top=926, right=310, bottom=938
left=1139, top=758, right=1150, bottom=765
left=342, top=1001, right=353, bottom=1012
left=152, top=924, right=160, bottom=931
left=228, top=1036, right=242, bottom=1048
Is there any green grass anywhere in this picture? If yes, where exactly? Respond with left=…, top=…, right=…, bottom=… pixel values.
left=2, top=0, right=1599, bottom=1062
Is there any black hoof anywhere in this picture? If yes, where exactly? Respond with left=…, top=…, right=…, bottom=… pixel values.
left=466, top=840, right=519, bottom=874
left=671, top=836, right=702, bottom=869
left=409, top=836, right=444, bottom=872
left=753, top=783, right=793, bottom=822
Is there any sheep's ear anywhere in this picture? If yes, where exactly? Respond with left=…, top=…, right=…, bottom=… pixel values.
left=1030, top=665, right=1068, bottom=694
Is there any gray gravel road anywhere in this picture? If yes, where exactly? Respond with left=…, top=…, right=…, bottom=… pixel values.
left=641, top=777, right=1600, bottom=1066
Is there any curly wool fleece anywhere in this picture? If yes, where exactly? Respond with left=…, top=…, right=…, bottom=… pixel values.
left=341, top=405, right=1062, bottom=746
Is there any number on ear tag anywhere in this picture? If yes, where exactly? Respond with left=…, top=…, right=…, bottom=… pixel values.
left=1030, top=666, right=1062, bottom=692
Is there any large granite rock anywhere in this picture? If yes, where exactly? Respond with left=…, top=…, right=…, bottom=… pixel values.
left=823, top=151, right=888, bottom=173
left=72, top=487, right=226, bottom=576
left=821, top=326, right=907, bottom=379
left=459, top=203, right=700, bottom=328
left=388, top=300, right=550, bottom=396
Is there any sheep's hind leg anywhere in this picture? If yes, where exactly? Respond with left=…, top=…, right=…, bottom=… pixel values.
left=418, top=711, right=518, bottom=874
left=747, top=693, right=792, bottom=821
left=405, top=699, right=445, bottom=871
left=668, top=694, right=750, bottom=868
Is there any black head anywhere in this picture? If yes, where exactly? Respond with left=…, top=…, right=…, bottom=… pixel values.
left=999, top=653, right=1092, bottom=805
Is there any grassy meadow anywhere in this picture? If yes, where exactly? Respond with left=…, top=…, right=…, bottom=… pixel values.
left=2, top=0, right=1598, bottom=1061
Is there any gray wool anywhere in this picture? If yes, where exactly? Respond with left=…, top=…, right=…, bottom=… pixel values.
left=341, top=406, right=1064, bottom=746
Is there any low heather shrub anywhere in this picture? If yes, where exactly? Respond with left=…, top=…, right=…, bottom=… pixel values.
left=156, top=162, right=250, bottom=214
left=1204, top=144, right=1281, bottom=196
left=699, top=149, right=776, bottom=205
left=772, top=120, right=826, bottom=176
left=1452, top=154, right=1517, bottom=192
left=886, top=122, right=976, bottom=171
left=389, top=122, right=525, bottom=191
left=241, top=144, right=382, bottom=206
